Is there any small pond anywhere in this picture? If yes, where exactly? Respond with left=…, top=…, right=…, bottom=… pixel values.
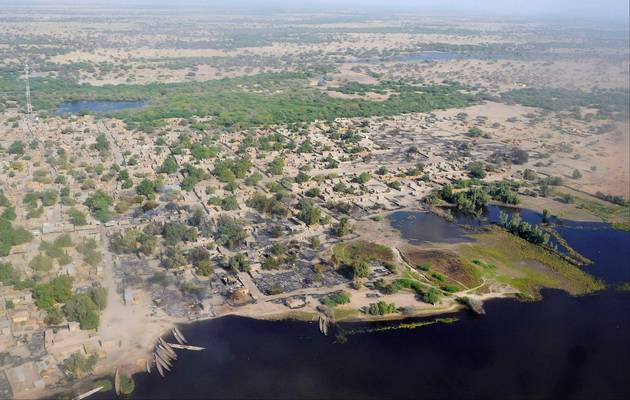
left=55, top=100, right=147, bottom=115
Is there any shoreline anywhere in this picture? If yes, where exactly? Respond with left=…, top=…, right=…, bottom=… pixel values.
left=60, top=201, right=609, bottom=398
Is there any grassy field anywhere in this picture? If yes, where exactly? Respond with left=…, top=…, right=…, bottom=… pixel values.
left=552, top=187, right=630, bottom=230
left=457, top=226, right=604, bottom=298
left=332, top=240, right=395, bottom=266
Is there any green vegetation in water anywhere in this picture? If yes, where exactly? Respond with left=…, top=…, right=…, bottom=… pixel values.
left=335, top=317, right=458, bottom=343
left=459, top=226, right=604, bottom=298
left=572, top=195, right=629, bottom=230
left=118, top=373, right=135, bottom=395
left=92, top=379, right=113, bottom=392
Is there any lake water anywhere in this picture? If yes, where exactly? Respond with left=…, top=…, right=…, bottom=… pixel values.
left=389, top=211, right=473, bottom=244
left=55, top=100, right=147, bottom=115
left=117, top=207, right=629, bottom=399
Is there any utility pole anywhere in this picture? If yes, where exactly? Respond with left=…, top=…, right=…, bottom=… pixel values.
left=24, top=62, right=33, bottom=124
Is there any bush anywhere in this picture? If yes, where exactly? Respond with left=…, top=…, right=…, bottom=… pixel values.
left=8, top=140, right=25, bottom=155
left=163, top=222, right=197, bottom=245
left=221, top=195, right=239, bottom=211
left=197, top=260, right=213, bottom=276
left=320, top=291, right=351, bottom=308
left=230, top=253, right=250, bottom=272
left=297, top=198, right=322, bottom=226
left=467, top=161, right=486, bottom=179
left=0, top=219, right=34, bottom=256
left=63, top=352, right=98, bottom=379
left=305, top=188, right=320, bottom=198
left=423, top=288, right=441, bottom=304
left=523, top=169, right=538, bottom=180
left=159, top=156, right=178, bottom=174
left=352, top=261, right=369, bottom=279
left=110, top=229, right=157, bottom=256
left=367, top=301, right=397, bottom=315
left=467, top=127, right=483, bottom=137
left=67, top=208, right=87, bottom=225
left=30, top=254, right=54, bottom=273
left=244, top=172, right=262, bottom=186
left=267, top=157, right=284, bottom=175
left=356, top=172, right=371, bottom=184
left=512, top=149, right=529, bottom=164
left=77, top=238, right=103, bottom=266
left=214, top=215, right=247, bottom=249
left=89, top=287, right=107, bottom=310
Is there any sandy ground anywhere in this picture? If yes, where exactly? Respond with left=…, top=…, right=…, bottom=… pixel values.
left=95, top=228, right=180, bottom=376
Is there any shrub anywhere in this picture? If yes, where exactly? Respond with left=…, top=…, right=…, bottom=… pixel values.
left=467, top=127, right=483, bottom=137
left=320, top=291, right=351, bottom=308
left=63, top=352, right=98, bottom=379
left=352, top=261, right=369, bottom=279
left=230, top=253, right=250, bottom=272
left=367, top=301, right=397, bottom=315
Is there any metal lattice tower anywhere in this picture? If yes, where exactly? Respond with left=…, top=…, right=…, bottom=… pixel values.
left=24, top=62, right=33, bottom=121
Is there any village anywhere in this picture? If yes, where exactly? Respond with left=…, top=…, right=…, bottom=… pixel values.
left=1, top=80, right=627, bottom=396
left=0, top=5, right=628, bottom=398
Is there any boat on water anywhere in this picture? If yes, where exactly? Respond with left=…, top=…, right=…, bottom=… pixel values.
left=154, top=354, right=165, bottom=377
left=173, top=327, right=188, bottom=344
left=168, top=343, right=205, bottom=351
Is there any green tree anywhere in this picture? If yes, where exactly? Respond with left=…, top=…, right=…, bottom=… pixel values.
left=214, top=215, right=247, bottom=249
left=136, top=179, right=158, bottom=197
left=356, top=172, right=371, bottom=184
left=32, top=276, right=73, bottom=310
left=159, top=156, right=178, bottom=174
left=63, top=294, right=100, bottom=329
left=230, top=253, right=250, bottom=272
left=89, top=287, right=107, bottom=310
left=84, top=190, right=113, bottom=223
left=336, top=217, right=351, bottom=237
left=221, top=195, right=240, bottom=211
left=30, top=254, right=53, bottom=273
left=8, top=140, right=25, bottom=155
left=297, top=199, right=321, bottom=226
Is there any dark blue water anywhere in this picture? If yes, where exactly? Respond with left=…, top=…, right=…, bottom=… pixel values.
left=389, top=211, right=473, bottom=244
left=556, top=222, right=630, bottom=284
left=120, top=207, right=629, bottom=400
left=55, top=100, right=147, bottom=115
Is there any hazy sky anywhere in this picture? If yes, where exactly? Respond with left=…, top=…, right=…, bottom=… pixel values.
left=5, top=0, right=630, bottom=24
